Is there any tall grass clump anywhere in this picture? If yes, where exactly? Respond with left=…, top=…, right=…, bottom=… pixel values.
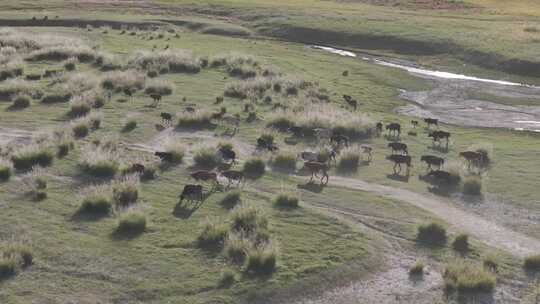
left=112, top=175, right=140, bottom=207
left=193, top=146, right=222, bottom=169
left=70, top=117, right=90, bottom=138
left=225, top=232, right=251, bottom=263
left=0, top=58, right=24, bottom=81
left=524, top=254, right=540, bottom=272
left=176, top=110, right=213, bottom=129
left=337, top=147, right=360, bottom=173
left=162, top=140, right=185, bottom=164
left=224, top=77, right=273, bottom=99
left=11, top=95, right=31, bottom=109
left=417, top=222, right=447, bottom=247
left=144, top=79, right=173, bottom=96
left=27, top=45, right=97, bottom=62
left=452, top=233, right=470, bottom=254
left=68, top=95, right=91, bottom=118
left=0, top=80, right=37, bottom=101
left=122, top=116, right=138, bottom=132
left=462, top=176, right=482, bottom=195
left=63, top=57, right=78, bottom=71
left=226, top=63, right=257, bottom=79
left=197, top=216, right=229, bottom=249
left=129, top=49, right=201, bottom=73
left=11, top=145, right=54, bottom=171
left=78, top=185, right=112, bottom=216
left=271, top=153, right=296, bottom=173
left=21, top=166, right=48, bottom=201
left=243, top=158, right=266, bottom=179
left=220, top=190, right=242, bottom=209
left=95, top=53, right=123, bottom=71
left=444, top=261, right=496, bottom=294
left=409, top=260, right=424, bottom=276
left=79, top=145, right=120, bottom=178
left=230, top=204, right=268, bottom=233
left=273, top=192, right=299, bottom=209
left=101, top=70, right=145, bottom=93
left=0, top=159, right=13, bottom=181
left=116, top=209, right=146, bottom=235
left=0, top=239, right=33, bottom=279
left=245, top=241, right=278, bottom=275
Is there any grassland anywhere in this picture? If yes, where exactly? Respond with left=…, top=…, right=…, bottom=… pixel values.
left=1, top=2, right=540, bottom=302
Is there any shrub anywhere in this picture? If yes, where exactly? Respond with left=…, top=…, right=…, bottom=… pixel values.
left=116, top=209, right=146, bottom=234
left=337, top=148, right=360, bottom=173
left=0, top=80, right=37, bottom=101
left=220, top=190, right=242, bottom=209
left=483, top=255, right=498, bottom=272
left=122, top=118, right=137, bottom=132
left=71, top=119, right=89, bottom=138
left=11, top=145, right=54, bottom=171
left=452, top=234, right=469, bottom=254
left=226, top=63, right=257, bottom=79
left=444, top=261, right=496, bottom=294
left=0, top=160, right=13, bottom=181
left=243, top=158, right=265, bottom=179
left=41, top=93, right=71, bottom=104
left=193, top=147, right=222, bottom=169
left=271, top=153, right=296, bottom=173
left=129, top=49, right=201, bottom=73
left=273, top=193, right=299, bottom=209
left=224, top=77, right=272, bottom=99
left=79, top=190, right=112, bottom=215
left=417, top=222, right=447, bottom=246
left=197, top=217, right=228, bottom=249
left=0, top=258, right=16, bottom=279
left=79, top=146, right=119, bottom=178
left=11, top=95, right=31, bottom=109
left=88, top=111, right=103, bottom=130
left=112, top=176, right=139, bottom=207
left=524, top=254, right=540, bottom=272
left=463, top=176, right=482, bottom=195
left=28, top=45, right=97, bottom=62
left=163, top=141, right=185, bottom=164
left=245, top=241, right=278, bottom=275
left=144, top=79, right=173, bottom=96
left=56, top=138, right=74, bottom=158
left=219, top=270, right=236, bottom=287
left=225, top=233, right=251, bottom=263
left=267, top=115, right=295, bottom=132
left=176, top=111, right=213, bottom=129
left=230, top=204, right=268, bottom=233
left=409, top=261, right=424, bottom=276
left=147, top=70, right=159, bottom=78
left=101, top=70, right=145, bottom=93
left=4, top=241, right=33, bottom=268
left=68, top=97, right=91, bottom=118
left=63, top=57, right=77, bottom=71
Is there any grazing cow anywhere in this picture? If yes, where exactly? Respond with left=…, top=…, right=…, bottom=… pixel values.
left=150, top=94, right=162, bottom=107
left=179, top=184, right=203, bottom=204
left=123, top=88, right=133, bottom=101
left=360, top=144, right=373, bottom=161
left=428, top=130, right=451, bottom=147
left=218, top=146, right=236, bottom=164
left=386, top=123, right=401, bottom=136
left=288, top=126, right=304, bottom=138
left=298, top=151, right=318, bottom=162
left=343, top=95, right=357, bottom=110
left=426, top=170, right=452, bottom=183
left=330, top=134, right=350, bottom=148
left=411, top=120, right=419, bottom=128
left=388, top=142, right=408, bottom=155
left=459, top=151, right=483, bottom=169
left=375, top=122, right=383, bottom=136
left=314, top=128, right=332, bottom=143
left=257, top=137, right=278, bottom=152
left=424, top=118, right=439, bottom=129
left=127, top=163, right=145, bottom=174
left=190, top=170, right=219, bottom=184
left=386, top=154, right=412, bottom=174
left=160, top=112, right=173, bottom=125
left=155, top=151, right=174, bottom=162
left=420, top=155, right=445, bottom=171
left=303, top=161, right=329, bottom=185
left=184, top=106, right=196, bottom=113
left=221, top=170, right=244, bottom=186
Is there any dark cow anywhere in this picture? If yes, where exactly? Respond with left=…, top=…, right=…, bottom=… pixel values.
left=424, top=118, right=439, bottom=129
left=257, top=137, right=278, bottom=152
left=218, top=146, right=236, bottom=164
left=421, top=155, right=445, bottom=171
left=298, top=151, right=318, bottom=162
left=330, top=134, right=350, bottom=148
left=426, top=170, right=452, bottom=183
left=388, top=142, right=408, bottom=155
left=386, top=154, right=412, bottom=174
left=126, top=163, right=145, bottom=174
left=411, top=120, right=419, bottom=128
left=184, top=106, right=196, bottom=113
left=459, top=151, right=483, bottom=169
left=360, top=144, right=373, bottom=162
left=376, top=122, right=383, bottom=135
left=428, top=130, right=451, bottom=147
left=288, top=126, right=304, bottom=138
left=221, top=170, right=244, bottom=187
left=303, top=161, right=329, bottom=185
left=150, top=94, right=162, bottom=107
left=155, top=151, right=174, bottom=162
left=386, top=123, right=401, bottom=136
left=190, top=170, right=219, bottom=184
left=160, top=112, right=173, bottom=125
left=179, top=184, right=203, bottom=204
left=343, top=95, right=358, bottom=110
left=123, top=88, right=133, bottom=101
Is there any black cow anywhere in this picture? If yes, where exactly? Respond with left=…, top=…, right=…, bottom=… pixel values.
left=179, top=184, right=203, bottom=204
left=388, top=142, right=408, bottom=155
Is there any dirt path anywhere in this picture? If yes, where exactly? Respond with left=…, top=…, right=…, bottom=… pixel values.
left=329, top=175, right=540, bottom=258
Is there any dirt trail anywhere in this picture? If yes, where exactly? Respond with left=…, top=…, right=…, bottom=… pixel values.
left=329, top=175, right=540, bottom=258
left=0, top=127, right=35, bottom=146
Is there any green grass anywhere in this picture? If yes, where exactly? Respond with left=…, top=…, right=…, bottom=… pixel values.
left=444, top=261, right=496, bottom=294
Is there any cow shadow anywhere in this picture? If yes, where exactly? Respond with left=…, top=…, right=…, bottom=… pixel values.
left=428, top=145, right=449, bottom=153
left=172, top=190, right=215, bottom=219
left=384, top=134, right=401, bottom=142
left=297, top=181, right=324, bottom=193
left=386, top=173, right=410, bottom=183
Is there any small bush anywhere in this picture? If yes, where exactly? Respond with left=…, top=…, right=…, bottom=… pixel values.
left=0, top=159, right=13, bottom=181
left=112, top=176, right=139, bottom=207
left=68, top=98, right=91, bottom=117
left=11, top=95, right=31, bottom=109
left=41, top=93, right=71, bottom=104
left=483, top=255, right=498, bottom=272
left=409, top=261, right=424, bottom=276
left=193, top=147, right=222, bottom=169
left=0, top=258, right=16, bottom=279
left=122, top=118, right=137, bottom=132
left=63, top=57, right=77, bottom=71
left=11, top=145, right=54, bottom=171
left=163, top=141, right=185, bottom=164
left=452, top=234, right=469, bottom=254
left=71, top=119, right=90, bottom=138
left=144, top=79, right=173, bottom=96
left=444, top=261, right=496, bottom=294
left=56, top=138, right=74, bottom=158
left=226, top=63, right=257, bottom=79
left=245, top=242, right=278, bottom=275
left=243, top=158, right=265, bottom=179
left=79, top=191, right=112, bottom=215
left=219, top=269, right=236, bottom=287
left=101, top=70, right=145, bottom=93
left=220, top=190, right=242, bottom=209
left=524, top=254, right=540, bottom=272
left=267, top=116, right=295, bottom=132
left=79, top=146, right=119, bottom=178
left=230, top=204, right=268, bottom=233
left=463, top=176, right=482, bottom=195
left=197, top=217, right=228, bottom=249
left=88, top=111, right=103, bottom=129
left=417, top=222, right=447, bottom=246
left=273, top=193, right=299, bottom=209
left=0, top=80, right=37, bottom=101
left=176, top=111, right=213, bottom=129
left=271, top=153, right=296, bottom=173
left=337, top=148, right=360, bottom=173
left=225, top=233, right=251, bottom=263
left=116, top=209, right=146, bottom=234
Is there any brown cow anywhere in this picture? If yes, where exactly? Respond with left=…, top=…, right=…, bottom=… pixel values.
left=459, top=151, right=483, bottom=169
left=303, top=161, right=329, bottom=185
left=190, top=170, right=219, bottom=184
